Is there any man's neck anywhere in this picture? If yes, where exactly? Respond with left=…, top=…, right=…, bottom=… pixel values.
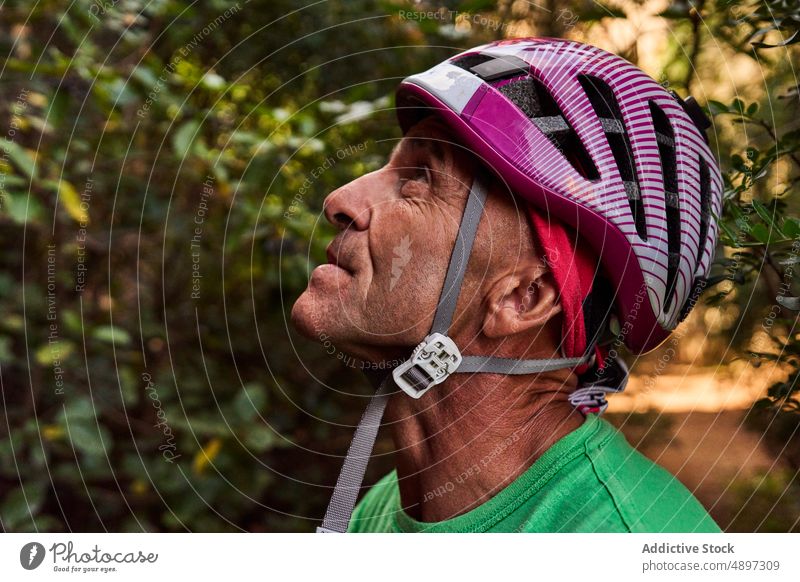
left=385, top=370, right=583, bottom=522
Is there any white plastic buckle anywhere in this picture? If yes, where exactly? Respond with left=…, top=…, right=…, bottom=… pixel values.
left=392, top=333, right=462, bottom=399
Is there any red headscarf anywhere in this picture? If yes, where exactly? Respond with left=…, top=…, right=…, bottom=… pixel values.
left=527, top=206, right=602, bottom=371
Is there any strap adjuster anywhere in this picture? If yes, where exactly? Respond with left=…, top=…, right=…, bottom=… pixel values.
left=570, top=355, right=629, bottom=415
left=392, top=333, right=462, bottom=399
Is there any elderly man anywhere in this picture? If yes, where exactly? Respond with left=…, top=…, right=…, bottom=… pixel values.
left=292, top=38, right=722, bottom=533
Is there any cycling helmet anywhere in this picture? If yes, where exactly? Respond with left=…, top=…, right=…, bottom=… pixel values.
left=396, top=37, right=722, bottom=354
left=317, top=38, right=722, bottom=533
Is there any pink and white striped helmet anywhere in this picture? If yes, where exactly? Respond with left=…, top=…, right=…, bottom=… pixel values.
left=396, top=38, right=723, bottom=354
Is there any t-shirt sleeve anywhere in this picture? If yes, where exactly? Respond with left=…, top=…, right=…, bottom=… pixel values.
left=587, top=423, right=721, bottom=533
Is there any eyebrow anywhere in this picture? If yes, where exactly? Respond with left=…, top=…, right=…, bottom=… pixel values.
left=391, top=135, right=446, bottom=163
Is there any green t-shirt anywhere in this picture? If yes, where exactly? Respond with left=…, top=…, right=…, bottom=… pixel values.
left=349, top=414, right=720, bottom=533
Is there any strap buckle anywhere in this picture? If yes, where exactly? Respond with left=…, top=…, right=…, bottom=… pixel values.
left=392, top=333, right=462, bottom=399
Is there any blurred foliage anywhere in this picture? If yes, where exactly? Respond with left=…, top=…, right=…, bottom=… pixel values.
left=724, top=470, right=800, bottom=532
left=606, top=410, right=675, bottom=450
left=0, top=0, right=798, bottom=532
left=699, top=1, right=800, bottom=414
left=747, top=405, right=800, bottom=469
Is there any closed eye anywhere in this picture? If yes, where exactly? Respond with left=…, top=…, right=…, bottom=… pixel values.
left=400, top=164, right=431, bottom=185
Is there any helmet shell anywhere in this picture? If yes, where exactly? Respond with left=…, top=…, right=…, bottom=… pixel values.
left=396, top=38, right=723, bottom=354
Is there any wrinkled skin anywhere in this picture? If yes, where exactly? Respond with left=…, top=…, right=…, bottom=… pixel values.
left=292, top=117, right=563, bottom=363
left=292, top=117, right=583, bottom=522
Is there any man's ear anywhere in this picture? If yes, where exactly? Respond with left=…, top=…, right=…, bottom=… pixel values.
left=482, top=259, right=561, bottom=338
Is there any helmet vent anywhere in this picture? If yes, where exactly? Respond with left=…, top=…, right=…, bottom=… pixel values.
left=497, top=75, right=542, bottom=118
left=697, top=158, right=712, bottom=267
left=578, top=75, right=647, bottom=241
left=452, top=53, right=496, bottom=73
left=649, top=101, right=680, bottom=311
left=497, top=76, right=600, bottom=181
left=468, top=54, right=530, bottom=82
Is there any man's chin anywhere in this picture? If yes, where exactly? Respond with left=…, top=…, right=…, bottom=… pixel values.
left=290, top=291, right=320, bottom=340
left=291, top=293, right=384, bottom=363
left=290, top=290, right=356, bottom=344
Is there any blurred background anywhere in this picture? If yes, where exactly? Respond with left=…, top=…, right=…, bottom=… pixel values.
left=1, top=0, right=799, bottom=532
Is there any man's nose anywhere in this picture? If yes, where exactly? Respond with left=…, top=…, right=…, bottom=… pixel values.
left=323, top=173, right=378, bottom=232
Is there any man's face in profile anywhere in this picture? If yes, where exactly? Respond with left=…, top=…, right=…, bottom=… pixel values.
left=291, top=118, right=478, bottom=362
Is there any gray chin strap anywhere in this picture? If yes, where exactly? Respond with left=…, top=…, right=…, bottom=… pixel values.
left=317, top=175, right=609, bottom=533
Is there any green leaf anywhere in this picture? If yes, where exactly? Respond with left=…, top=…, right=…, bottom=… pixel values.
left=781, top=217, right=800, bottom=239
left=131, top=65, right=159, bottom=90
left=119, top=367, right=139, bottom=406
left=57, top=179, right=88, bottom=223
left=577, top=3, right=627, bottom=21
left=754, top=397, right=773, bottom=409
left=2, top=192, right=37, bottom=224
left=49, top=86, right=70, bottom=128
left=1, top=140, right=36, bottom=179
left=776, top=295, right=800, bottom=310
left=752, top=29, right=800, bottom=48
left=34, top=340, right=75, bottom=366
left=60, top=397, right=97, bottom=422
left=233, top=383, right=267, bottom=421
left=781, top=128, right=800, bottom=147
left=61, top=310, right=83, bottom=334
left=749, top=223, right=771, bottom=244
left=105, top=77, right=137, bottom=107
left=201, top=72, right=226, bottom=90
left=707, top=100, right=729, bottom=116
left=0, top=336, right=12, bottom=364
left=172, top=120, right=200, bottom=159
left=657, top=4, right=691, bottom=19
left=459, top=0, right=496, bottom=12
left=243, top=425, right=275, bottom=452
left=173, top=416, right=228, bottom=437
left=68, top=422, right=111, bottom=458
left=0, top=485, right=44, bottom=530
left=0, top=174, right=28, bottom=189
left=92, top=325, right=132, bottom=346
left=752, top=200, right=778, bottom=230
